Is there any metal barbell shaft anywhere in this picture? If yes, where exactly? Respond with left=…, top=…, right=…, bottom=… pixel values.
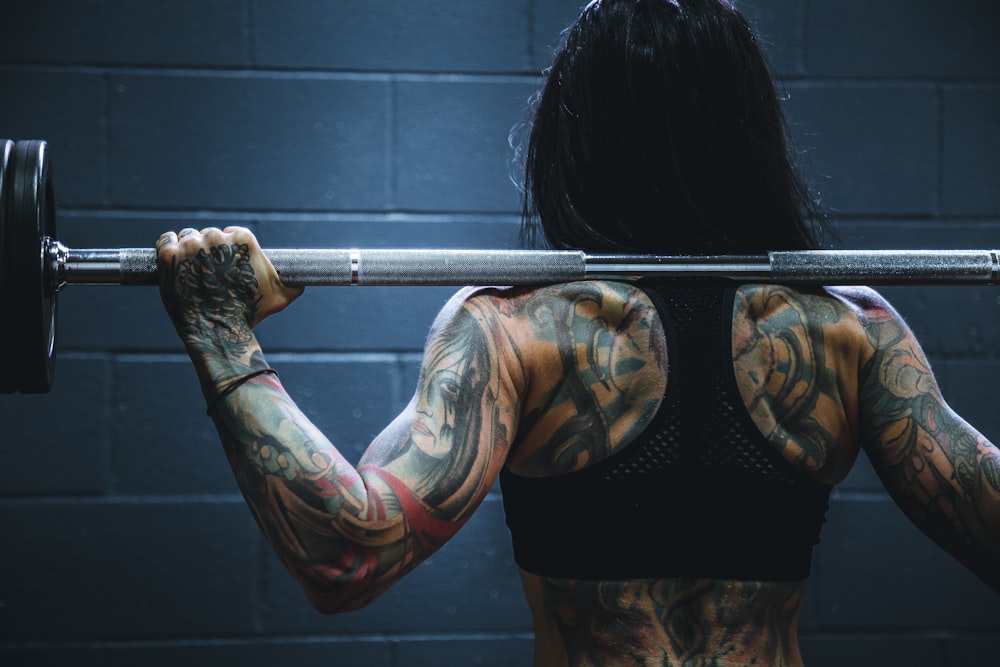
left=48, top=242, right=1000, bottom=288
left=11, top=136, right=1000, bottom=398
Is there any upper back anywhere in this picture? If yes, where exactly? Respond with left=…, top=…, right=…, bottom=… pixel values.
left=491, top=280, right=871, bottom=487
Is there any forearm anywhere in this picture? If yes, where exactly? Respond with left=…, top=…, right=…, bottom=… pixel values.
left=877, top=433, right=1000, bottom=593
left=156, top=230, right=411, bottom=609
left=944, top=439, right=1000, bottom=591
left=201, top=348, right=413, bottom=612
left=181, top=328, right=272, bottom=407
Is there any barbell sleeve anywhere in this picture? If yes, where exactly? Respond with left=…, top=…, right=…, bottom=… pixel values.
left=50, top=242, right=1000, bottom=289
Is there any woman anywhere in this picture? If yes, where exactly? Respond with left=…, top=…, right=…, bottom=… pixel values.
left=156, top=1, right=1000, bottom=664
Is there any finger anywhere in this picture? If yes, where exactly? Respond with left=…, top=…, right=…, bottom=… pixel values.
left=156, top=231, right=178, bottom=247
left=221, top=225, right=246, bottom=234
left=177, top=227, right=198, bottom=238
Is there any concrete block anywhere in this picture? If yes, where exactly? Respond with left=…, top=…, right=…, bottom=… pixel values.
left=112, top=358, right=234, bottom=495
left=0, top=0, right=246, bottom=66
left=783, top=84, right=939, bottom=216
left=270, top=357, right=409, bottom=465
left=943, top=87, right=1000, bottom=216
left=812, top=497, right=1000, bottom=629
left=838, top=453, right=887, bottom=493
left=397, top=637, right=536, bottom=667
left=946, top=637, right=1000, bottom=667
left=0, top=71, right=104, bottom=207
left=0, top=500, right=259, bottom=641
left=806, top=0, right=1000, bottom=78
left=253, top=217, right=522, bottom=249
left=58, top=286, right=182, bottom=352
left=734, top=0, right=805, bottom=77
left=395, top=80, right=535, bottom=213
left=532, top=0, right=804, bottom=76
left=253, top=0, right=531, bottom=73
left=532, top=0, right=586, bottom=70
left=833, top=220, right=1000, bottom=250
left=109, top=75, right=389, bottom=211
left=0, top=640, right=391, bottom=667
left=799, top=636, right=944, bottom=667
left=0, top=357, right=110, bottom=495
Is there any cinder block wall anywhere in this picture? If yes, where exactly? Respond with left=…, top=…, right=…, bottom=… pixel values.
left=0, top=1, right=997, bottom=665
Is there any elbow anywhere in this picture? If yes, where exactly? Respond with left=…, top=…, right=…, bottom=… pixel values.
left=312, top=602, right=355, bottom=616
left=303, top=581, right=388, bottom=615
left=306, top=593, right=355, bottom=615
left=290, top=559, right=390, bottom=615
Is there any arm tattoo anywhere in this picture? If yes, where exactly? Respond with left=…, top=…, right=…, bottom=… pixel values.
left=364, top=303, right=508, bottom=518
left=207, top=298, right=513, bottom=609
left=859, top=303, right=1000, bottom=584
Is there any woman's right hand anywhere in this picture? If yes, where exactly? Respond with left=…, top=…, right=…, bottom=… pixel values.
left=155, top=226, right=303, bottom=345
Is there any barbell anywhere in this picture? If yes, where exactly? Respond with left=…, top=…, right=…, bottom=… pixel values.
left=2, top=138, right=1000, bottom=395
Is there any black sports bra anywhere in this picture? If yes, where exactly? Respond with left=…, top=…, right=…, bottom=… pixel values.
left=499, top=281, right=831, bottom=581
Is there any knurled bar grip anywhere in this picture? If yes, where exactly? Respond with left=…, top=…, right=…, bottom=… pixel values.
left=66, top=248, right=590, bottom=287
left=768, top=249, right=1000, bottom=284
left=58, top=247, right=1000, bottom=288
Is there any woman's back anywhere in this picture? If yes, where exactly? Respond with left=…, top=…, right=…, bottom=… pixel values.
left=489, top=280, right=876, bottom=666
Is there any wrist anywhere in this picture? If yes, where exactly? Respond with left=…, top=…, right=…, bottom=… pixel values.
left=181, top=331, right=270, bottom=406
left=205, top=368, right=279, bottom=415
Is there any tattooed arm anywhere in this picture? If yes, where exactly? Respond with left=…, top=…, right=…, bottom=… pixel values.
left=850, top=287, right=1000, bottom=592
left=156, top=227, right=521, bottom=612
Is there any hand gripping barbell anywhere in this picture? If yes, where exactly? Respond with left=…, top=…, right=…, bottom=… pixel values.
left=3, top=138, right=1000, bottom=394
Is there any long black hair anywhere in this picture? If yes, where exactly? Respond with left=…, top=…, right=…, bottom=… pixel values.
left=519, top=0, right=826, bottom=254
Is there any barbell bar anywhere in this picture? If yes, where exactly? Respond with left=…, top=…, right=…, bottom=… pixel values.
left=3, top=138, right=1000, bottom=395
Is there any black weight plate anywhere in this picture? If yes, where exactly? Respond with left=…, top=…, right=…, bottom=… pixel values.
left=9, top=140, right=57, bottom=393
left=0, top=139, right=16, bottom=393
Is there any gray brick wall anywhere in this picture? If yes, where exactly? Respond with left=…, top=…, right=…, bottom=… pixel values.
left=0, top=1, right=997, bottom=665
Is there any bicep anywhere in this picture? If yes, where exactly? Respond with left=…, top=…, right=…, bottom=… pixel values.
left=358, top=294, right=520, bottom=550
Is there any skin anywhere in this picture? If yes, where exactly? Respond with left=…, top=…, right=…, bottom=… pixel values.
left=157, top=227, right=1000, bottom=666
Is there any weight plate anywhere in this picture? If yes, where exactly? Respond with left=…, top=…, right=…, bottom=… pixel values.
left=0, top=139, right=16, bottom=393
left=9, top=140, right=57, bottom=394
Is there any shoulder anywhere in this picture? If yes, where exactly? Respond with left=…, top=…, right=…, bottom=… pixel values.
left=732, top=284, right=911, bottom=401
left=735, top=284, right=898, bottom=344
left=459, top=281, right=666, bottom=473
left=434, top=281, right=663, bottom=370
left=440, top=281, right=659, bottom=334
left=736, top=283, right=880, bottom=318
left=820, top=286, right=915, bottom=358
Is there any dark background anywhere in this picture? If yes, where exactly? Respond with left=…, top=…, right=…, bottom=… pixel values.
left=1, top=1, right=998, bottom=665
